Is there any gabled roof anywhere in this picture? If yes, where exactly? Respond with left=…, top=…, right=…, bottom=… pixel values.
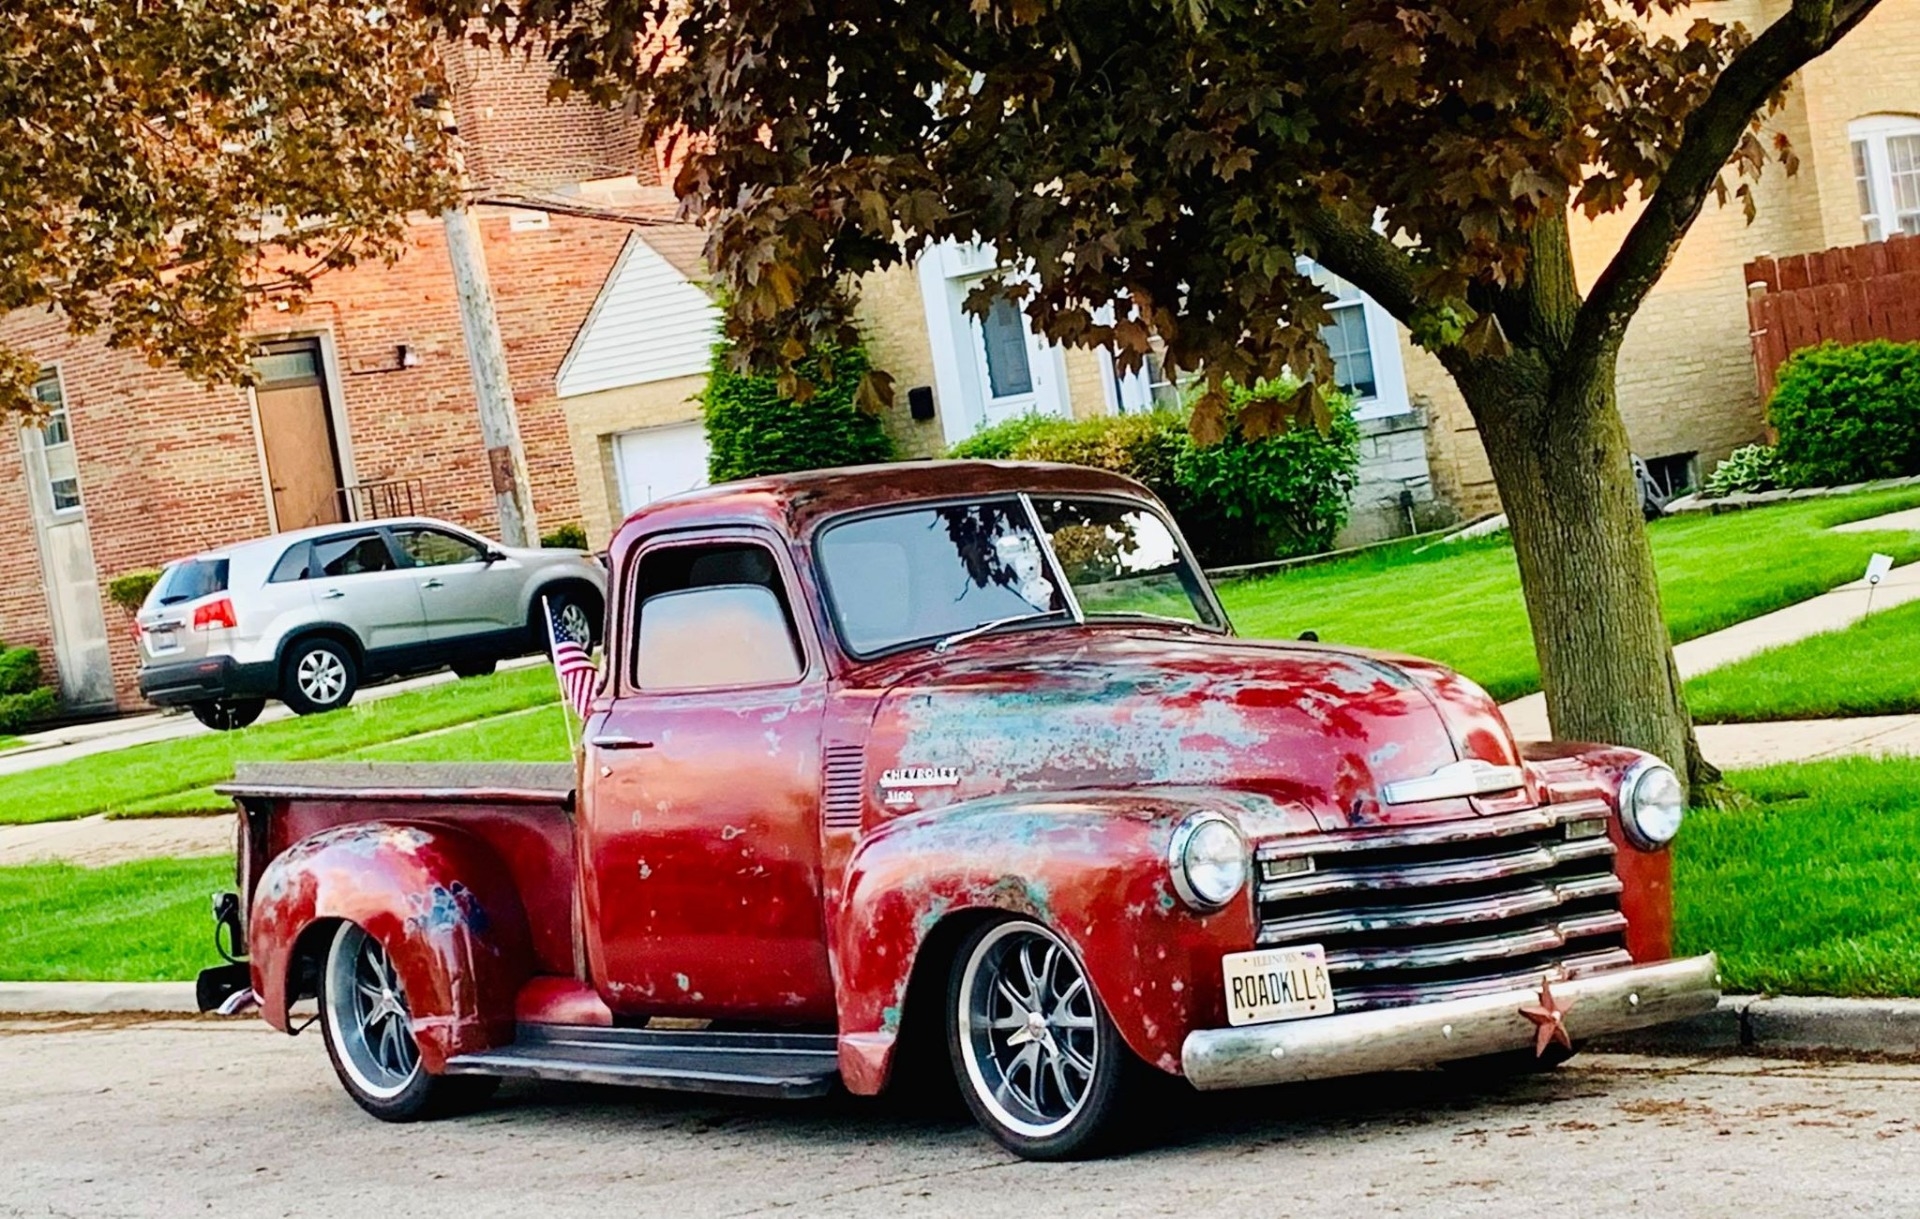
left=554, top=224, right=720, bottom=398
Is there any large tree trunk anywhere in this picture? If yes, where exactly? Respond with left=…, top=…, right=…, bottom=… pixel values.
left=1450, top=348, right=1716, bottom=793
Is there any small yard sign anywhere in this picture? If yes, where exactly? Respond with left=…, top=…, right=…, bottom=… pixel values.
left=1865, top=553, right=1894, bottom=586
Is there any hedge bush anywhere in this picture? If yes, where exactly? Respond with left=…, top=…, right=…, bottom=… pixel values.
left=702, top=343, right=896, bottom=482
left=944, top=384, right=1361, bottom=566
left=541, top=523, right=589, bottom=550
left=107, top=569, right=161, bottom=614
left=0, top=642, right=57, bottom=734
left=1769, top=340, right=1920, bottom=487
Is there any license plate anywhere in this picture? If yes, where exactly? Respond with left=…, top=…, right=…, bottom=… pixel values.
left=1222, top=944, right=1336, bottom=1026
left=146, top=628, right=180, bottom=656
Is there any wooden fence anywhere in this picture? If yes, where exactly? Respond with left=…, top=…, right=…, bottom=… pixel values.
left=1745, top=234, right=1920, bottom=401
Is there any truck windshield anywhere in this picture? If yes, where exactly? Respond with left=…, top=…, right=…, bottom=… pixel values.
left=816, top=496, right=1222, bottom=657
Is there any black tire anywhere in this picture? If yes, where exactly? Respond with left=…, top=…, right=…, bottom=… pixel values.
left=946, top=917, right=1136, bottom=1160
left=317, top=922, right=499, bottom=1122
left=533, top=586, right=601, bottom=650
left=280, top=637, right=359, bottom=715
left=188, top=698, right=265, bottom=731
left=449, top=657, right=498, bottom=679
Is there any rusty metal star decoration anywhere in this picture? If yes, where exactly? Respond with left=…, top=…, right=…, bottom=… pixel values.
left=1519, top=978, right=1575, bottom=1058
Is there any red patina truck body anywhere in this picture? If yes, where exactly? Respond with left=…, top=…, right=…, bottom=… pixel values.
left=208, top=461, right=1718, bottom=1159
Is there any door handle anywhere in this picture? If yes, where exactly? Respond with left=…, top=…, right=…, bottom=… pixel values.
left=321, top=589, right=345, bottom=600
left=423, top=578, right=444, bottom=589
left=589, top=734, right=654, bottom=750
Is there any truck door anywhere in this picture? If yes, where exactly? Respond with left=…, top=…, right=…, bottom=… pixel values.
left=580, top=532, right=835, bottom=1024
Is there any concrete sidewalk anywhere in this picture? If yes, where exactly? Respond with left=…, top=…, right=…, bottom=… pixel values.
left=0, top=814, right=234, bottom=869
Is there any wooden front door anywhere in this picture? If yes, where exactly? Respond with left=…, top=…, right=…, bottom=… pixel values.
left=253, top=341, right=344, bottom=531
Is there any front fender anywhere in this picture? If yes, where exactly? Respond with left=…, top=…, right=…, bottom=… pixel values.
left=832, top=790, right=1297, bottom=1094
left=249, top=821, right=533, bottom=1071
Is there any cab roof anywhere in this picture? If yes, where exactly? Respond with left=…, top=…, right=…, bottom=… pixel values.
left=616, top=460, right=1161, bottom=544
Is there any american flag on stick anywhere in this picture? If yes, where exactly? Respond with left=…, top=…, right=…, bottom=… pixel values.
left=543, top=596, right=598, bottom=731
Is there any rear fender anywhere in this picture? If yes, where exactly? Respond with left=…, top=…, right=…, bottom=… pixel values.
left=249, top=821, right=533, bottom=1071
left=832, top=790, right=1290, bottom=1094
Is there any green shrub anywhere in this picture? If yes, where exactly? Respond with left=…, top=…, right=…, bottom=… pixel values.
left=1768, top=340, right=1920, bottom=487
left=702, top=343, right=896, bottom=482
left=540, top=523, right=589, bottom=550
left=942, top=386, right=1362, bottom=567
left=106, top=569, right=161, bottom=614
left=0, top=643, right=56, bottom=734
left=1174, top=383, right=1362, bottom=563
left=945, top=413, right=1071, bottom=460
left=1702, top=444, right=1780, bottom=498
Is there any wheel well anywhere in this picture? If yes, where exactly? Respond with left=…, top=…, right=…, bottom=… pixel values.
left=286, top=917, right=344, bottom=1008
left=886, top=908, right=1003, bottom=1097
left=277, top=626, right=364, bottom=675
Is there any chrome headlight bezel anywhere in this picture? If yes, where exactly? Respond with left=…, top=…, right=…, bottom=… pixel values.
left=1619, top=758, right=1685, bottom=850
left=1168, top=812, right=1248, bottom=912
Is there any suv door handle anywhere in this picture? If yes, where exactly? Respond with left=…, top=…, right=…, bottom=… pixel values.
left=589, top=734, right=653, bottom=750
left=321, top=589, right=345, bottom=600
left=423, top=578, right=444, bottom=589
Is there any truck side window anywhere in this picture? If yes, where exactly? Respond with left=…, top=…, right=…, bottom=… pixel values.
left=629, top=542, right=805, bottom=690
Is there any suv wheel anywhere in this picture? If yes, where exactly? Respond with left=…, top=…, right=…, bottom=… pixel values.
left=947, top=917, right=1135, bottom=1160
left=282, top=638, right=358, bottom=715
left=534, top=588, right=600, bottom=650
left=189, top=698, right=265, bottom=731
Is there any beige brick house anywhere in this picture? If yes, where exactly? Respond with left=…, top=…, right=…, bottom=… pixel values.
left=1416, top=0, right=1920, bottom=516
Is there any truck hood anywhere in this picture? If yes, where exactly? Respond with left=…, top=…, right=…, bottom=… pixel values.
left=859, top=630, right=1527, bottom=833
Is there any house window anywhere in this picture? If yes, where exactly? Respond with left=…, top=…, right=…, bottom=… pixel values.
left=1850, top=115, right=1920, bottom=242
left=1306, top=268, right=1380, bottom=401
left=31, top=371, right=81, bottom=512
left=1107, top=349, right=1185, bottom=413
left=1641, top=452, right=1698, bottom=501
left=978, top=295, right=1035, bottom=399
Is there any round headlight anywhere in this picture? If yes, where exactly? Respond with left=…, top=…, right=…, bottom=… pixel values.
left=1169, top=813, right=1247, bottom=911
left=1620, top=759, right=1685, bottom=850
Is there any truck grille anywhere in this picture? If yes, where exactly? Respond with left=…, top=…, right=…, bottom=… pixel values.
left=1254, top=800, right=1630, bottom=1012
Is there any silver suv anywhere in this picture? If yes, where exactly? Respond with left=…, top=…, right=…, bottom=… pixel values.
left=135, top=518, right=606, bottom=729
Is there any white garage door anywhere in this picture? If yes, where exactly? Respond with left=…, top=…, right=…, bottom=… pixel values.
left=613, top=421, right=712, bottom=514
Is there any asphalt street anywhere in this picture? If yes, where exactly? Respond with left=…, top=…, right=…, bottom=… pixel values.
left=4, top=1017, right=1918, bottom=1218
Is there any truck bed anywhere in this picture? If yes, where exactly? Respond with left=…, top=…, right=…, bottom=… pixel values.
left=219, top=761, right=581, bottom=979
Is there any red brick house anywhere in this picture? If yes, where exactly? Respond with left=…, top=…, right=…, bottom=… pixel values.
left=0, top=45, right=688, bottom=714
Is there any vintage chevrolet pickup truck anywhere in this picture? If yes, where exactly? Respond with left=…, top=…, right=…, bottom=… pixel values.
left=201, top=461, right=1718, bottom=1159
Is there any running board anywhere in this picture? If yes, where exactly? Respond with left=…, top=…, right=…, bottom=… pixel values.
left=443, top=1024, right=841, bottom=1099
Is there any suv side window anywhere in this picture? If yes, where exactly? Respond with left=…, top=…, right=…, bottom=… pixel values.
left=313, top=533, right=397, bottom=578
left=629, top=541, right=805, bottom=691
left=269, top=543, right=312, bottom=583
left=393, top=527, right=485, bottom=568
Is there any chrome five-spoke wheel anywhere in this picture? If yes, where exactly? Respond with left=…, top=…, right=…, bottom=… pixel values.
left=949, top=918, right=1133, bottom=1159
left=317, top=922, right=496, bottom=1122
left=322, top=923, right=420, bottom=1102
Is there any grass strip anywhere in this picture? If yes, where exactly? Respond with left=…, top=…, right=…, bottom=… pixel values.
left=1684, top=599, right=1920, bottom=723
left=1675, top=756, right=1920, bottom=997
left=0, top=855, right=235, bottom=982
left=0, top=666, right=562, bottom=826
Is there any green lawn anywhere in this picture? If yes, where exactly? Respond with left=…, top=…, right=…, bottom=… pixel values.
left=0, top=666, right=569, bottom=826
left=1219, top=487, right=1920, bottom=702
left=1676, top=756, right=1920, bottom=997
left=1684, top=598, right=1920, bottom=723
left=0, top=855, right=235, bottom=982
left=0, top=735, right=21, bottom=752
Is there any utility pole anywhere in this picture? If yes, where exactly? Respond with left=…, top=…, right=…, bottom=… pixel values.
left=434, top=101, right=538, bottom=546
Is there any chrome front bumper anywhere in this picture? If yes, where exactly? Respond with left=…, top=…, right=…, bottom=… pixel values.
left=1182, top=954, right=1720, bottom=1091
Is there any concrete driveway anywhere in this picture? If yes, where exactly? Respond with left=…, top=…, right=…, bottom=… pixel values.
left=4, top=1018, right=1918, bottom=1218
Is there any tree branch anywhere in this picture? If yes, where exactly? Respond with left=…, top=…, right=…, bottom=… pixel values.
left=1295, top=201, right=1424, bottom=327
left=1567, top=0, right=1882, bottom=370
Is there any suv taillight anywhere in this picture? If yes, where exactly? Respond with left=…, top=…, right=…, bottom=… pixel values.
left=192, top=597, right=237, bottom=631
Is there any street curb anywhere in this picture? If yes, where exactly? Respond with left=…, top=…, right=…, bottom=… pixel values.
left=0, top=982, right=200, bottom=1016
left=1597, top=995, right=1920, bottom=1058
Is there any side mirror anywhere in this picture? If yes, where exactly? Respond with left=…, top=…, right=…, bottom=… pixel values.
left=484, top=548, right=507, bottom=564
